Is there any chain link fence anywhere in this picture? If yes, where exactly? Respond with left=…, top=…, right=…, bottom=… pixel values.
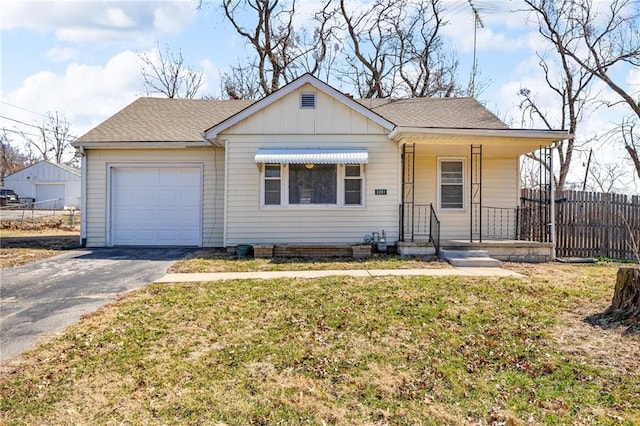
left=0, top=197, right=81, bottom=228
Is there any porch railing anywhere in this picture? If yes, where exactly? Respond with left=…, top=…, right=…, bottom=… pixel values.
left=400, top=203, right=441, bottom=253
left=482, top=206, right=551, bottom=242
left=429, top=204, right=441, bottom=255
left=402, top=204, right=549, bottom=245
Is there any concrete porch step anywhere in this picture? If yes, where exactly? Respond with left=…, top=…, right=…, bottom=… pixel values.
left=440, top=249, right=501, bottom=267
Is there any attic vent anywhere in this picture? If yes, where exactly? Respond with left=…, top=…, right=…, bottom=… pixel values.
left=300, top=93, right=316, bottom=109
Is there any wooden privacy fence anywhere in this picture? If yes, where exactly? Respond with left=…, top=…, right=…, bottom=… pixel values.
left=520, top=189, right=640, bottom=261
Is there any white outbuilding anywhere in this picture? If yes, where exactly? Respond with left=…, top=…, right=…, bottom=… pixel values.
left=3, top=160, right=81, bottom=209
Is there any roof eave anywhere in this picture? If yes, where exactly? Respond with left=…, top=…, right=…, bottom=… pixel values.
left=389, top=127, right=572, bottom=142
left=72, top=140, right=210, bottom=149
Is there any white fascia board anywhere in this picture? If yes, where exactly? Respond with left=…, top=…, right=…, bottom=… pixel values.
left=203, top=73, right=395, bottom=140
left=388, top=126, right=572, bottom=142
left=72, top=141, right=209, bottom=149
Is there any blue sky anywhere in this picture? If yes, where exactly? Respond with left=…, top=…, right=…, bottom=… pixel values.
left=1, top=0, right=637, bottom=191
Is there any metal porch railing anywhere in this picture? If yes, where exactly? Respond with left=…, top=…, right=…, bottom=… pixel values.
left=482, top=206, right=550, bottom=242
left=399, top=203, right=441, bottom=254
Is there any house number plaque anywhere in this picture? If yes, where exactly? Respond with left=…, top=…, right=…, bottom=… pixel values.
left=374, top=189, right=387, bottom=195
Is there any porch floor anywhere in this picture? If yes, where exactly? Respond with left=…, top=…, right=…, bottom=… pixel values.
left=399, top=239, right=553, bottom=263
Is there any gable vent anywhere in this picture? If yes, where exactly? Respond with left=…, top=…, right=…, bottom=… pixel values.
left=300, top=93, right=316, bottom=109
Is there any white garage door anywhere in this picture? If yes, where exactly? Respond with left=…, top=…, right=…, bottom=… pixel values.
left=36, top=184, right=65, bottom=209
left=110, top=167, right=201, bottom=246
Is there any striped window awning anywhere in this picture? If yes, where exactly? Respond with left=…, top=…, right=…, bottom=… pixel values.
left=254, top=148, right=369, bottom=164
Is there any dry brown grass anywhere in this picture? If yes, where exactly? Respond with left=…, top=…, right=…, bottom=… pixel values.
left=169, top=247, right=450, bottom=273
left=506, top=262, right=640, bottom=375
left=0, top=229, right=80, bottom=269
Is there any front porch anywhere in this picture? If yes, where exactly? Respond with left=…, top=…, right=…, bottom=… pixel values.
left=397, top=143, right=555, bottom=263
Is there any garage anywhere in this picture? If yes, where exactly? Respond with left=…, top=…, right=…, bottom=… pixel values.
left=110, top=166, right=202, bottom=246
left=36, top=184, right=65, bottom=209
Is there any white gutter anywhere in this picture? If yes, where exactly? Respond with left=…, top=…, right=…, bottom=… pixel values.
left=388, top=126, right=571, bottom=142
left=72, top=141, right=209, bottom=149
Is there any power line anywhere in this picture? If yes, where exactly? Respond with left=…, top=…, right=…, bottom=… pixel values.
left=0, top=114, right=79, bottom=139
left=1, top=127, right=44, bottom=139
left=0, top=101, right=49, bottom=118
left=0, top=114, right=42, bottom=130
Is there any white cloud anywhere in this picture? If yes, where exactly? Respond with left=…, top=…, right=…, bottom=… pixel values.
left=5, top=50, right=148, bottom=138
left=154, top=1, right=200, bottom=34
left=45, top=46, right=79, bottom=63
left=199, top=58, right=223, bottom=97
left=1, top=1, right=197, bottom=45
left=100, top=7, right=137, bottom=28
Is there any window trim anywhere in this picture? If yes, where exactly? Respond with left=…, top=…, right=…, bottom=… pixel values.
left=263, top=164, right=282, bottom=206
left=344, top=164, right=364, bottom=206
left=437, top=157, right=465, bottom=211
left=260, top=163, right=365, bottom=209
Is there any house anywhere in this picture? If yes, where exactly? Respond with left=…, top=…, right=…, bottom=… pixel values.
left=3, top=160, right=81, bottom=209
left=73, top=74, right=568, bottom=260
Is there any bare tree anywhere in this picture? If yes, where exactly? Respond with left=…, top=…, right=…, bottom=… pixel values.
left=140, top=43, right=204, bottom=99
left=220, top=60, right=263, bottom=100
left=218, top=0, right=331, bottom=99
left=215, top=0, right=465, bottom=100
left=16, top=112, right=75, bottom=164
left=520, top=155, right=541, bottom=189
left=524, top=0, right=640, bottom=180
left=327, top=0, right=464, bottom=98
left=586, top=156, right=632, bottom=193
left=517, top=67, right=594, bottom=191
left=519, top=0, right=601, bottom=191
left=395, top=0, right=461, bottom=97
left=621, top=119, right=640, bottom=179
left=331, top=0, right=400, bottom=98
left=0, top=130, right=30, bottom=181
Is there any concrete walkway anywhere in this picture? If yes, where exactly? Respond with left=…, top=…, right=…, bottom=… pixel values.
left=156, top=267, right=522, bottom=283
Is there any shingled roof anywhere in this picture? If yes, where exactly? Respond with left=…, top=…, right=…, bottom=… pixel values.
left=357, top=97, right=508, bottom=130
left=76, top=95, right=507, bottom=144
left=76, top=98, right=254, bottom=143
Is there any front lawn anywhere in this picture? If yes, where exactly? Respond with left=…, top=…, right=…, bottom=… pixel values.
left=1, top=263, right=638, bottom=424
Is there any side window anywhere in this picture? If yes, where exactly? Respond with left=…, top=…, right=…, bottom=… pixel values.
left=439, top=159, right=464, bottom=209
left=344, top=164, right=362, bottom=205
left=264, top=164, right=281, bottom=205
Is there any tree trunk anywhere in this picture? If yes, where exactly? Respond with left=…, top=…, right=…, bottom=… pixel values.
left=604, top=267, right=640, bottom=321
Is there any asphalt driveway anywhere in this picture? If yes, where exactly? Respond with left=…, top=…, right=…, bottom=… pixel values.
left=0, top=247, right=196, bottom=361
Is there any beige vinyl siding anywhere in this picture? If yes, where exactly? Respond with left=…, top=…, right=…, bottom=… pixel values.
left=482, top=158, right=519, bottom=208
left=224, top=135, right=399, bottom=245
left=224, top=83, right=387, bottom=136
left=223, top=84, right=398, bottom=245
left=412, top=143, right=520, bottom=240
left=84, top=148, right=223, bottom=247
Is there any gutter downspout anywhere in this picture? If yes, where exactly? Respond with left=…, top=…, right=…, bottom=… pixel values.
left=204, top=136, right=228, bottom=248
left=222, top=139, right=229, bottom=248
left=79, top=146, right=87, bottom=247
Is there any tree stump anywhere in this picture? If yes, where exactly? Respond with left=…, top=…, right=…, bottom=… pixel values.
left=604, top=267, right=640, bottom=323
